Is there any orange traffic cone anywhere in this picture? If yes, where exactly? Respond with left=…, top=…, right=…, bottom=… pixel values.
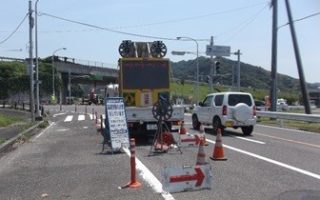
left=210, top=128, right=227, bottom=161
left=179, top=121, right=187, bottom=135
left=196, top=137, right=207, bottom=165
left=199, top=124, right=209, bottom=146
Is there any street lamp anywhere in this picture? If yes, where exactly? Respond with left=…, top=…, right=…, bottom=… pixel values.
left=52, top=47, right=66, bottom=103
left=176, top=37, right=199, bottom=103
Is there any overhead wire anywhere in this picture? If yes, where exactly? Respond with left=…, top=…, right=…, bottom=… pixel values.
left=112, top=1, right=269, bottom=30
left=37, top=1, right=268, bottom=42
left=0, top=13, right=28, bottom=45
left=278, top=11, right=320, bottom=29
left=39, top=11, right=178, bottom=41
left=217, top=3, right=269, bottom=44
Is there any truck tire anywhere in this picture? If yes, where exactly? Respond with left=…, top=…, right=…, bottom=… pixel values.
left=192, top=114, right=200, bottom=130
left=242, top=126, right=253, bottom=136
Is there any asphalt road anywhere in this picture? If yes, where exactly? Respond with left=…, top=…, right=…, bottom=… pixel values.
left=0, top=105, right=320, bottom=200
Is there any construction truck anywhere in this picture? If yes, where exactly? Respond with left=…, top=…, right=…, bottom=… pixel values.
left=117, top=40, right=185, bottom=136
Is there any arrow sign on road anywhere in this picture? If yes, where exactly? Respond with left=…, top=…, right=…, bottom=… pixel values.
left=169, top=166, right=204, bottom=186
left=162, top=164, right=212, bottom=193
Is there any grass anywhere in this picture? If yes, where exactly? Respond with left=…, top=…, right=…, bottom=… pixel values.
left=258, top=117, right=320, bottom=133
left=0, top=114, right=24, bottom=127
left=0, top=138, right=5, bottom=144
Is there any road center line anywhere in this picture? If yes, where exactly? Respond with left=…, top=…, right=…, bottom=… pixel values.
left=255, top=132, right=320, bottom=149
left=123, top=148, right=175, bottom=200
left=206, top=138, right=320, bottom=181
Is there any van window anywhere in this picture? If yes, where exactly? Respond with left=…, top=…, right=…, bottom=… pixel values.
left=203, top=96, right=213, bottom=107
left=228, top=94, right=252, bottom=106
left=214, top=95, right=224, bottom=106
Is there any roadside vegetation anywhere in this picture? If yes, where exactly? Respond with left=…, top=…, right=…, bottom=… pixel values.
left=0, top=114, right=23, bottom=127
left=258, top=117, right=320, bottom=133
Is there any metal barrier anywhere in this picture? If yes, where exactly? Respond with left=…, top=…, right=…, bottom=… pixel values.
left=256, top=111, right=320, bottom=123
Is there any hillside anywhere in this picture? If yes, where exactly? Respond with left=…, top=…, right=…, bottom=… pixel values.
left=171, top=56, right=315, bottom=92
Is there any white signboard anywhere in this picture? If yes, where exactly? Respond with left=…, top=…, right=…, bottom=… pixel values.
left=206, top=45, right=231, bottom=57
left=105, top=97, right=130, bottom=152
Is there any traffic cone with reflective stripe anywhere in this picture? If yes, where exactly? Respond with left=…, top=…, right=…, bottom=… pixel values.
left=199, top=124, right=209, bottom=146
left=210, top=128, right=227, bottom=161
left=124, top=138, right=141, bottom=188
left=196, top=137, right=207, bottom=165
left=179, top=121, right=187, bottom=135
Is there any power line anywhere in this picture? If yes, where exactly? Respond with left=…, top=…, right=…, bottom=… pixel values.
left=39, top=12, right=210, bottom=42
left=112, top=1, right=268, bottom=30
left=217, top=3, right=269, bottom=43
left=278, top=11, right=320, bottom=29
left=39, top=11, right=178, bottom=41
left=0, top=13, right=28, bottom=45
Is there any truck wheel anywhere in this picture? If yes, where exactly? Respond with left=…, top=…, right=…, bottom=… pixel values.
left=212, top=117, right=224, bottom=135
left=192, top=115, right=200, bottom=130
left=242, top=126, right=253, bottom=136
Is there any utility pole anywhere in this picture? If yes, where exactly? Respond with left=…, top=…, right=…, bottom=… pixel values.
left=209, top=36, right=214, bottom=92
left=284, top=0, right=311, bottom=114
left=234, top=50, right=241, bottom=91
left=28, top=0, right=35, bottom=122
left=270, top=0, right=278, bottom=112
left=35, top=0, right=40, bottom=118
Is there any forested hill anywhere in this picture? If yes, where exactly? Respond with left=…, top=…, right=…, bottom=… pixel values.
left=171, top=56, right=318, bottom=92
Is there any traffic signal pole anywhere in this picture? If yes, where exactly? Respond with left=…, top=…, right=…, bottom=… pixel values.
left=209, top=36, right=214, bottom=92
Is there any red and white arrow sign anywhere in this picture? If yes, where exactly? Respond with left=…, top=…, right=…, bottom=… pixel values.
left=180, top=134, right=200, bottom=146
left=162, top=164, right=212, bottom=193
left=169, top=166, right=204, bottom=186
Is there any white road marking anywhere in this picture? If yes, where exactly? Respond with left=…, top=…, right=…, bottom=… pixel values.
left=123, top=148, right=175, bottom=200
left=88, top=114, right=93, bottom=120
left=56, top=128, right=69, bottom=132
left=35, top=122, right=55, bottom=139
left=53, top=112, right=66, bottom=117
left=206, top=138, right=320, bottom=180
left=78, top=115, right=85, bottom=121
left=255, top=132, right=320, bottom=149
left=83, top=126, right=88, bottom=129
left=64, top=115, right=73, bottom=122
left=233, top=136, right=266, bottom=144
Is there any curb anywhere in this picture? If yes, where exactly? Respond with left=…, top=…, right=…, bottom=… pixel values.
left=0, top=121, right=44, bottom=153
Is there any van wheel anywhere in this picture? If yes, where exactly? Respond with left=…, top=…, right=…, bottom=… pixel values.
left=192, top=115, right=200, bottom=130
left=212, top=118, right=224, bottom=135
left=242, top=126, right=253, bottom=136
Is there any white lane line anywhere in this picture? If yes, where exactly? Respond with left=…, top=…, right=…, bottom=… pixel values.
left=123, top=148, right=175, bottom=200
left=206, top=138, right=320, bottom=180
left=78, top=115, right=85, bottom=121
left=53, top=112, right=66, bottom=117
left=233, top=136, right=266, bottom=144
left=255, top=132, right=320, bottom=149
left=64, top=115, right=73, bottom=122
left=35, top=122, right=55, bottom=139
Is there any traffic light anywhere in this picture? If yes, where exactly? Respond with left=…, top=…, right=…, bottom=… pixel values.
left=215, top=61, right=220, bottom=74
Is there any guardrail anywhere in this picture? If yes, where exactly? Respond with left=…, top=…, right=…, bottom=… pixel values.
left=256, top=111, right=320, bottom=123
left=0, top=100, right=31, bottom=110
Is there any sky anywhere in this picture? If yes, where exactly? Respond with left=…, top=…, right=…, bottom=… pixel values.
left=1, top=0, right=320, bottom=83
